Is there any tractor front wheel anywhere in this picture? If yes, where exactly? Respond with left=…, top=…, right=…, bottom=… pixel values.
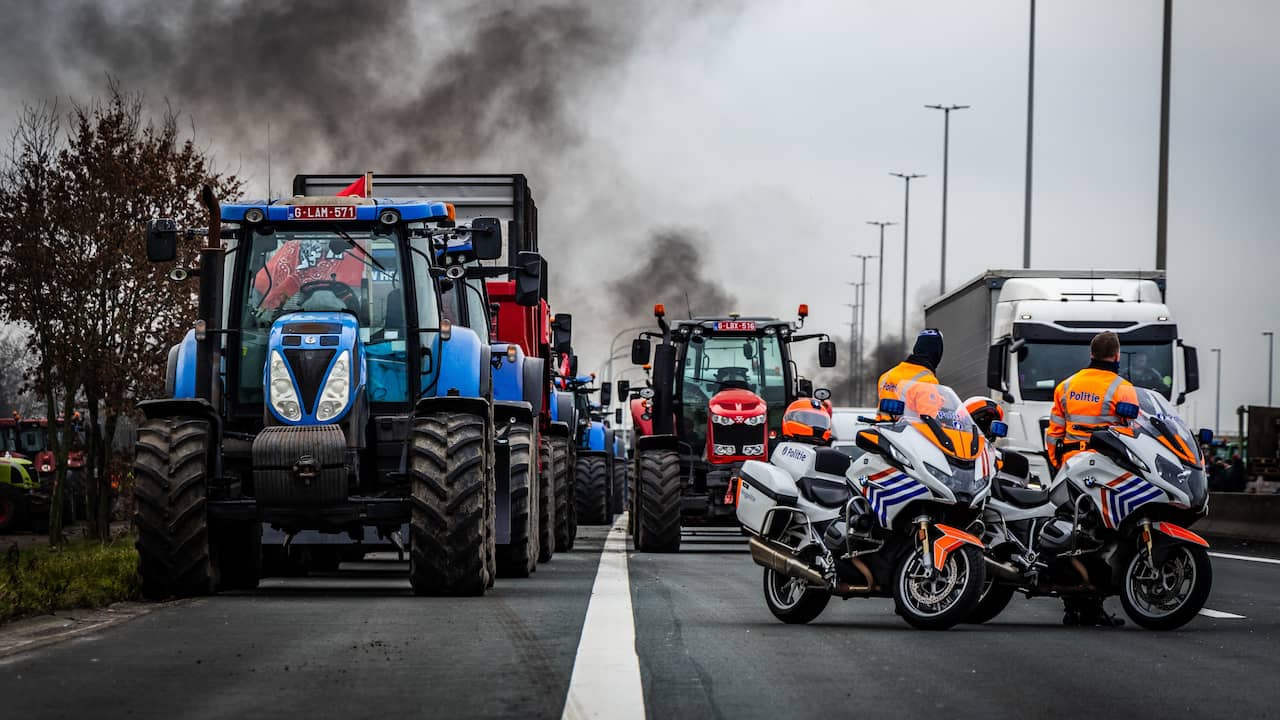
left=574, top=456, right=611, bottom=526
left=497, top=421, right=538, bottom=578
left=537, top=436, right=556, bottom=563
left=635, top=449, right=681, bottom=552
left=133, top=417, right=215, bottom=599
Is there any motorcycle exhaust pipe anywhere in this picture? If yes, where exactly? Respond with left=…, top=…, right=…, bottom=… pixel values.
left=748, top=537, right=826, bottom=586
left=985, top=557, right=1023, bottom=582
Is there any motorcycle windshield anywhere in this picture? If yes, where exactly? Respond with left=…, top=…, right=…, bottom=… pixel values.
left=893, top=381, right=985, bottom=463
left=1131, top=388, right=1207, bottom=506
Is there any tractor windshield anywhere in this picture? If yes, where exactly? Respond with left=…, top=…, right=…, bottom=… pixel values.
left=235, top=224, right=412, bottom=406
left=678, top=333, right=786, bottom=446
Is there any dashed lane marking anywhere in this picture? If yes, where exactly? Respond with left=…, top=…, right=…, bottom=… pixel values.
left=1198, top=609, right=1247, bottom=619
left=1208, top=551, right=1280, bottom=566
left=561, top=514, right=645, bottom=720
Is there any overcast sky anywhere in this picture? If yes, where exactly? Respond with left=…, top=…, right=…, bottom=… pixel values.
left=1, top=0, right=1275, bottom=430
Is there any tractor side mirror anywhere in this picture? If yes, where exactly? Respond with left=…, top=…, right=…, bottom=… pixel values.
left=514, top=251, right=542, bottom=306
left=600, top=382, right=612, bottom=407
left=145, top=218, right=179, bottom=262
left=569, top=355, right=579, bottom=376
left=552, top=313, right=573, bottom=354
left=813, top=388, right=831, bottom=401
left=631, top=338, right=651, bottom=365
left=470, top=217, right=502, bottom=260
left=797, top=378, right=814, bottom=397
left=818, top=341, right=837, bottom=368
left=618, top=380, right=631, bottom=398
left=615, top=408, right=623, bottom=424
left=742, top=342, right=755, bottom=359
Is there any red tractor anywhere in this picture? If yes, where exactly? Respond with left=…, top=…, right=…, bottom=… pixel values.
left=0, top=414, right=88, bottom=531
left=627, top=305, right=837, bottom=551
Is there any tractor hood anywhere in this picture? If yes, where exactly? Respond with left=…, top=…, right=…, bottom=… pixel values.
left=264, top=312, right=365, bottom=425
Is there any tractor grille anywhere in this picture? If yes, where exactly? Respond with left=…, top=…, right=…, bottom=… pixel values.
left=710, top=422, right=767, bottom=456
left=283, top=349, right=335, bottom=414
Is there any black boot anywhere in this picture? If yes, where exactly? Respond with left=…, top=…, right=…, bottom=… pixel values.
left=1063, top=596, right=1124, bottom=627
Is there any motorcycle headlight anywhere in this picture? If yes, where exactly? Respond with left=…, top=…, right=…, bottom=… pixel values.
left=887, top=441, right=913, bottom=469
left=316, top=350, right=352, bottom=422
left=743, top=414, right=766, bottom=426
left=711, top=413, right=735, bottom=426
left=268, top=351, right=303, bottom=421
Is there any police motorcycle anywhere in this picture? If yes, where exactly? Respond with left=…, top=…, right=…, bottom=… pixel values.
left=736, top=382, right=995, bottom=630
left=967, top=388, right=1214, bottom=630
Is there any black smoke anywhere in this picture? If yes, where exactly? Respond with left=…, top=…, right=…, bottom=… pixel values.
left=610, top=229, right=736, bottom=322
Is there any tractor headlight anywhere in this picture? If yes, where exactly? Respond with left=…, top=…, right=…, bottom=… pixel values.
left=316, top=350, right=352, bottom=422
left=713, top=444, right=736, bottom=456
left=743, top=414, right=766, bottom=426
left=268, top=351, right=302, bottom=422
left=711, top=413, right=735, bottom=426
left=742, top=443, right=765, bottom=456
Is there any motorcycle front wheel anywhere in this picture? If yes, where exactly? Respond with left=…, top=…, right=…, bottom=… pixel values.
left=762, top=567, right=830, bottom=624
left=1120, top=543, right=1212, bottom=630
left=894, top=545, right=985, bottom=630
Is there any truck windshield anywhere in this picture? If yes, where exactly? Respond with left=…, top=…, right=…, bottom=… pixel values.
left=679, top=334, right=786, bottom=443
left=1017, top=341, right=1173, bottom=401
left=236, top=225, right=410, bottom=405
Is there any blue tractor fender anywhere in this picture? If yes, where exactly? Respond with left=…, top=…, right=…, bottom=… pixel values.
left=491, top=344, right=545, bottom=419
left=165, top=329, right=198, bottom=399
left=583, top=421, right=608, bottom=453
left=550, top=387, right=576, bottom=426
left=433, top=324, right=489, bottom=400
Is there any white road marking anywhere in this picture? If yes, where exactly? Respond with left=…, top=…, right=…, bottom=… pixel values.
left=561, top=514, right=645, bottom=720
left=1209, top=551, right=1280, bottom=566
left=1198, top=608, right=1247, bottom=619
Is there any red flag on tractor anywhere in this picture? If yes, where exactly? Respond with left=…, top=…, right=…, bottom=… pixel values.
left=336, top=171, right=373, bottom=197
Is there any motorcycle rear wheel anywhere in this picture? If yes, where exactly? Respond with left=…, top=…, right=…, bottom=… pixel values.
left=894, top=545, right=985, bottom=630
left=966, top=578, right=1016, bottom=624
left=1120, top=544, right=1212, bottom=630
left=762, top=567, right=830, bottom=624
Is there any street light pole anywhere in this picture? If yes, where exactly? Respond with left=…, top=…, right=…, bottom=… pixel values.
left=1210, top=348, right=1221, bottom=435
left=890, top=173, right=925, bottom=351
left=1023, top=0, right=1036, bottom=268
left=1155, top=0, right=1172, bottom=270
left=852, top=253, right=875, bottom=404
left=866, top=221, right=896, bottom=356
left=844, top=301, right=858, bottom=404
left=925, top=104, right=969, bottom=294
left=605, top=324, right=652, bottom=387
left=1265, top=332, right=1275, bottom=406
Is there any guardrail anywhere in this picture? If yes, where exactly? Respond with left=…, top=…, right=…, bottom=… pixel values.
left=1197, top=492, right=1280, bottom=543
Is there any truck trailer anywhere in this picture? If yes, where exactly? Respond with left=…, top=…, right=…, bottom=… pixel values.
left=924, top=269, right=1200, bottom=484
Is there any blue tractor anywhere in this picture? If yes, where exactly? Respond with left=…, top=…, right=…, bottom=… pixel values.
left=567, top=376, right=623, bottom=526
left=134, top=184, right=541, bottom=597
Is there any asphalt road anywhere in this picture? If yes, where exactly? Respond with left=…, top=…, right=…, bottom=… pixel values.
left=2, top=521, right=1278, bottom=719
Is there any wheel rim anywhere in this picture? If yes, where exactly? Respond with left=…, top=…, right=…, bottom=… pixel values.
left=898, top=549, right=971, bottom=618
left=1125, top=546, right=1197, bottom=618
left=766, top=568, right=809, bottom=610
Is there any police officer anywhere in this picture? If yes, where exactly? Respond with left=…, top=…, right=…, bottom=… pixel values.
left=1044, top=330, right=1138, bottom=627
left=876, top=329, right=943, bottom=420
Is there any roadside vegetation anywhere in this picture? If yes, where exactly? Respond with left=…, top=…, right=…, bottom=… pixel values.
left=0, top=539, right=139, bottom=623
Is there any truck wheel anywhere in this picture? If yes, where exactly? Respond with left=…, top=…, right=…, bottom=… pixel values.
left=551, top=437, right=574, bottom=552
left=636, top=449, right=681, bottom=552
left=498, top=421, right=538, bottom=578
left=610, top=460, right=625, bottom=515
left=574, top=456, right=610, bottom=525
left=212, top=521, right=262, bottom=591
left=133, top=417, right=215, bottom=599
left=409, top=410, right=492, bottom=596
left=537, top=436, right=556, bottom=563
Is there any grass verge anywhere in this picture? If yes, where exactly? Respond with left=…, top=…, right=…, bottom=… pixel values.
left=0, top=538, right=139, bottom=624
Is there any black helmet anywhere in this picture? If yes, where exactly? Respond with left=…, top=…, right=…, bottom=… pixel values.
left=912, top=328, right=944, bottom=368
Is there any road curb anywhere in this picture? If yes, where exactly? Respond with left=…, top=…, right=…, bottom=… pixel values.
left=0, top=598, right=189, bottom=661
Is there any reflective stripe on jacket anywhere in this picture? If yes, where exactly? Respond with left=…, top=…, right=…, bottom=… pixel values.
left=1044, top=367, right=1138, bottom=465
left=876, top=361, right=938, bottom=420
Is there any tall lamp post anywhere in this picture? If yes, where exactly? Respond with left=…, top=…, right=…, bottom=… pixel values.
left=1265, top=332, right=1275, bottom=406
left=852, top=253, right=876, bottom=404
left=925, top=104, right=969, bottom=294
left=890, top=173, right=925, bottom=350
left=1023, top=0, right=1036, bottom=268
left=865, top=221, right=895, bottom=356
left=1210, top=348, right=1222, bottom=436
left=844, top=301, right=859, bottom=404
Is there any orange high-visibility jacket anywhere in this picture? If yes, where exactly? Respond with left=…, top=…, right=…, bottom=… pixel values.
left=876, top=361, right=939, bottom=420
left=1044, top=366, right=1138, bottom=466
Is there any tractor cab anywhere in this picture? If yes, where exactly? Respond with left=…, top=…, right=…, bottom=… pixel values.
left=627, top=304, right=837, bottom=548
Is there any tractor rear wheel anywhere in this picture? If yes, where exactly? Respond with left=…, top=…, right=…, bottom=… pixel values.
left=551, top=437, right=574, bottom=551
left=537, top=436, right=556, bottom=563
left=212, top=521, right=262, bottom=591
left=133, top=417, right=215, bottom=599
left=497, top=421, right=538, bottom=578
left=635, top=449, right=681, bottom=552
left=574, top=456, right=610, bottom=525
left=610, top=459, right=625, bottom=516
left=409, top=410, right=492, bottom=596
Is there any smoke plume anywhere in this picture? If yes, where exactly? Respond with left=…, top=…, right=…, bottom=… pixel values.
left=610, top=229, right=737, bottom=322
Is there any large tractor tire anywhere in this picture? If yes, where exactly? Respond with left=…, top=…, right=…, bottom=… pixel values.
left=551, top=437, right=575, bottom=552
left=497, top=421, right=538, bottom=578
left=0, top=484, right=25, bottom=533
left=483, top=412, right=497, bottom=589
left=610, top=459, right=626, bottom=516
left=537, top=436, right=556, bottom=563
left=212, top=520, right=262, bottom=591
left=635, top=449, right=681, bottom=552
left=408, top=410, right=493, bottom=596
left=575, top=455, right=611, bottom=526
left=133, top=417, right=215, bottom=599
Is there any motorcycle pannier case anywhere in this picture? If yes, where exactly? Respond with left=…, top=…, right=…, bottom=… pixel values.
left=735, top=460, right=799, bottom=535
